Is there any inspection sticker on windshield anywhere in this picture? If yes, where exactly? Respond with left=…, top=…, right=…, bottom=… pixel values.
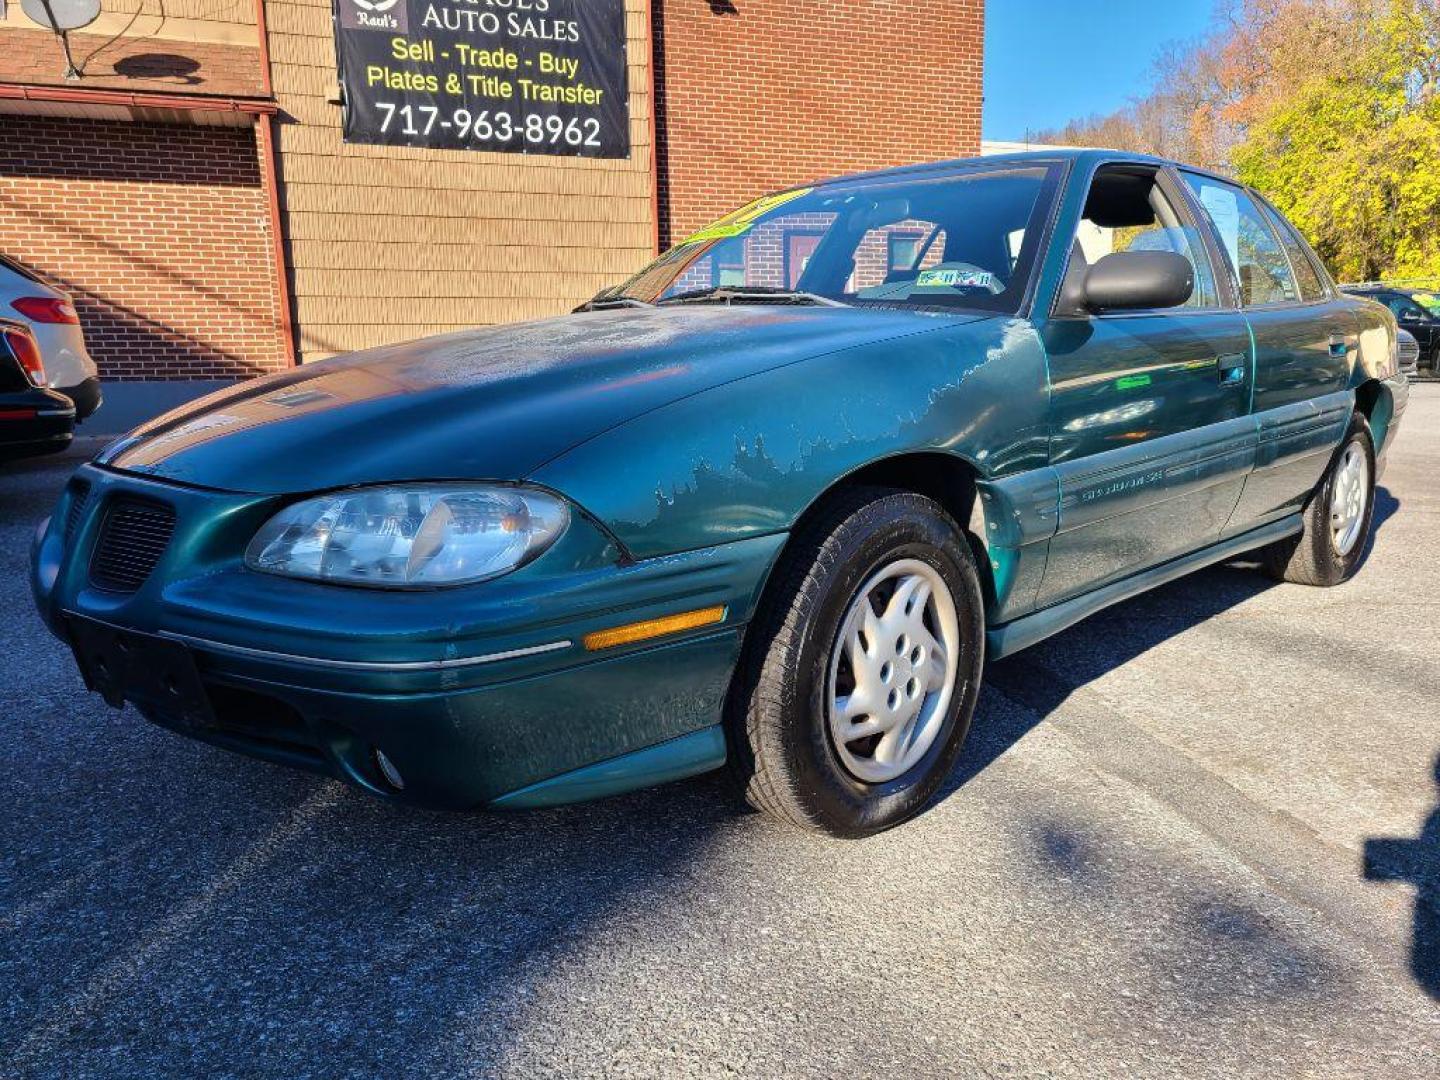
left=916, top=268, right=995, bottom=290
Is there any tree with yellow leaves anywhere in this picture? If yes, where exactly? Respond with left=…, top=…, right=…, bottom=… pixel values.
left=1040, top=0, right=1440, bottom=281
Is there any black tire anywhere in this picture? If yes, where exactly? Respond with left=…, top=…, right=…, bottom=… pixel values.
left=727, top=487, right=985, bottom=837
left=1261, top=413, right=1376, bottom=586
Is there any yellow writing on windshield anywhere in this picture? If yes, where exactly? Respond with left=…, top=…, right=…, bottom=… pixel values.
left=682, top=188, right=814, bottom=245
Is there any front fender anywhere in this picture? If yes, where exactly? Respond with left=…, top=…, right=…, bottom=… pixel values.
left=529, top=315, right=1051, bottom=559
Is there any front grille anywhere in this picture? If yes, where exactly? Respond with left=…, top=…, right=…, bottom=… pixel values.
left=198, top=682, right=330, bottom=769
left=89, top=496, right=176, bottom=593
left=64, top=479, right=91, bottom=541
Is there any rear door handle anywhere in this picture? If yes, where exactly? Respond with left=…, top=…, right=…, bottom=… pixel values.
left=1329, top=334, right=1351, bottom=357
left=1217, top=352, right=1248, bottom=387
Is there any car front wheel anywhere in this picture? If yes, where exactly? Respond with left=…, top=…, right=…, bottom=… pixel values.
left=729, top=488, right=985, bottom=837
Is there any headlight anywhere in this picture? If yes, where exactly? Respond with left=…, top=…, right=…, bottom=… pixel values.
left=244, top=484, right=569, bottom=588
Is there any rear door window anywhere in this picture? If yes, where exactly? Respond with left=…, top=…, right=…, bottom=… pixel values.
left=1182, top=174, right=1298, bottom=306
left=1257, top=201, right=1328, bottom=302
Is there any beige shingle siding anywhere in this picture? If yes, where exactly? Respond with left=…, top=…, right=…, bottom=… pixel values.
left=125, top=0, right=256, bottom=25
left=266, top=0, right=657, bottom=363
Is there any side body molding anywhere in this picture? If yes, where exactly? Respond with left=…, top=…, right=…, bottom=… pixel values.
left=1037, top=412, right=1258, bottom=607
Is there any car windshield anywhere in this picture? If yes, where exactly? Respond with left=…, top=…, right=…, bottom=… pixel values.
left=606, top=163, right=1061, bottom=314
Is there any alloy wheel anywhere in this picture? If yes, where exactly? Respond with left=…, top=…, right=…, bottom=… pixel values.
left=826, top=558, right=961, bottom=784
left=1329, top=441, right=1369, bottom=557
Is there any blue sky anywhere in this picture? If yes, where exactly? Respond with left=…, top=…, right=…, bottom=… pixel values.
left=983, top=0, right=1216, bottom=141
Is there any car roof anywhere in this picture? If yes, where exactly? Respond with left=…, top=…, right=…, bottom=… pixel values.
left=1342, top=284, right=1429, bottom=297
left=807, top=148, right=1209, bottom=191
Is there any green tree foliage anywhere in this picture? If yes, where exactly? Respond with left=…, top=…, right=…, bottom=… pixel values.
left=1236, top=1, right=1440, bottom=279
left=1040, top=0, right=1440, bottom=281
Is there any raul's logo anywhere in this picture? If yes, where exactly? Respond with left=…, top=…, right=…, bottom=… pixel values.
left=342, top=0, right=406, bottom=31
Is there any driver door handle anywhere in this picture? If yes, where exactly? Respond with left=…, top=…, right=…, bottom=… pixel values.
left=1217, top=353, right=1248, bottom=387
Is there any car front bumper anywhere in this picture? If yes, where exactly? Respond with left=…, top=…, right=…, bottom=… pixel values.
left=32, top=464, right=787, bottom=809
left=123, top=621, right=743, bottom=809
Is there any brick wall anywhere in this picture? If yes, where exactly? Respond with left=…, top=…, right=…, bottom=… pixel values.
left=0, top=116, right=287, bottom=380
left=653, top=0, right=985, bottom=246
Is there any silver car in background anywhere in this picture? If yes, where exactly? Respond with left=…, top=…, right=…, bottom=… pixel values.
left=1397, top=327, right=1421, bottom=376
left=0, top=255, right=100, bottom=421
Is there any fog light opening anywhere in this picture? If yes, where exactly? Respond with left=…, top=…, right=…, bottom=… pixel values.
left=373, top=747, right=405, bottom=791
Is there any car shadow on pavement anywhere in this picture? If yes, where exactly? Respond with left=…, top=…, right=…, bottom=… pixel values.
left=956, top=557, right=1279, bottom=797
left=949, top=485, right=1402, bottom=801
left=0, top=721, right=751, bottom=1075
left=934, top=485, right=1431, bottom=1002
left=1363, top=756, right=1440, bottom=1001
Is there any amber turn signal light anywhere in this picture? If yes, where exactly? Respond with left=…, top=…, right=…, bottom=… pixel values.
left=582, top=605, right=727, bottom=651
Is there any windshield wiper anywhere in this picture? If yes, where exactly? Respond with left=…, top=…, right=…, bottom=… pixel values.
left=657, top=286, right=846, bottom=307
left=572, top=294, right=654, bottom=313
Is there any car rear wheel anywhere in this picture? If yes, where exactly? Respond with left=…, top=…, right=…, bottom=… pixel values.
left=1261, top=414, right=1376, bottom=586
left=728, top=488, right=985, bottom=837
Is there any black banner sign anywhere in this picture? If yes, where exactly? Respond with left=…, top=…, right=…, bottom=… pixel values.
left=332, top=0, right=630, bottom=158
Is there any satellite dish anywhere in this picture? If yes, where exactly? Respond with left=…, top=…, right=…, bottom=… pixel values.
left=21, top=0, right=101, bottom=32
left=20, top=0, right=100, bottom=80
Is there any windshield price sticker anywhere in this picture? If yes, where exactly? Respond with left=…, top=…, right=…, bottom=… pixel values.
left=332, top=0, right=630, bottom=157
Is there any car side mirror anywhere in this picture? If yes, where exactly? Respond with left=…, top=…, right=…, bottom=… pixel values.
left=1083, top=251, right=1194, bottom=313
left=1399, top=309, right=1421, bottom=322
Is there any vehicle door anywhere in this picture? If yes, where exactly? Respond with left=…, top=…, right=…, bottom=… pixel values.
left=1036, top=164, right=1255, bottom=607
left=1179, top=174, right=1356, bottom=533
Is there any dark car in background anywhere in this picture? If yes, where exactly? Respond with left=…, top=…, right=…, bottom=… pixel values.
left=0, top=319, right=75, bottom=461
left=1342, top=284, right=1440, bottom=373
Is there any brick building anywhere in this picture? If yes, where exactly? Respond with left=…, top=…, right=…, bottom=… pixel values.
left=0, top=0, right=983, bottom=428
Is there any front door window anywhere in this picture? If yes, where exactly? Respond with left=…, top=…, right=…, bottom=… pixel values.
left=1061, top=168, right=1220, bottom=311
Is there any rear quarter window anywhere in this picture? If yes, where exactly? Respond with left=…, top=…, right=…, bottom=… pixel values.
left=0, top=254, right=48, bottom=285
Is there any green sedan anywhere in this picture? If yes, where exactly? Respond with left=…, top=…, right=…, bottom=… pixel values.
left=31, top=150, right=1408, bottom=836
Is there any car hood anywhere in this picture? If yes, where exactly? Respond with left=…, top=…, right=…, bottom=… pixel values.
left=101, top=305, right=982, bottom=494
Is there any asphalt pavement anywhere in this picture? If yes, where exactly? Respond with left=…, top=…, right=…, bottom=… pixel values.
left=2, top=389, right=1437, bottom=1079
